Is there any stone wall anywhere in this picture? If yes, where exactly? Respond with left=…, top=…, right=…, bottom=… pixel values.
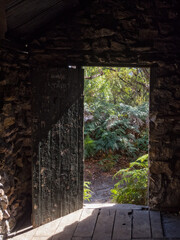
left=29, top=0, right=180, bottom=211
left=149, top=65, right=180, bottom=210
left=29, top=1, right=179, bottom=66
left=0, top=0, right=179, bottom=226
left=0, top=44, right=32, bottom=225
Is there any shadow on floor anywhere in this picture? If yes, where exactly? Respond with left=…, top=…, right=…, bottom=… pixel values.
left=7, top=204, right=180, bottom=240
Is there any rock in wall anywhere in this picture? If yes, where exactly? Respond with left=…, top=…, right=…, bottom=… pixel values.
left=0, top=44, right=32, bottom=223
left=149, top=64, right=180, bottom=210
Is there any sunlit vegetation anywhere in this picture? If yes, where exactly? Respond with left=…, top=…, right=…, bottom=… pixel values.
left=83, top=181, right=92, bottom=202
left=111, top=154, right=148, bottom=205
left=83, top=67, right=149, bottom=203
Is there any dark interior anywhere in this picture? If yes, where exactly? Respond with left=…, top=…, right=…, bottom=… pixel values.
left=0, top=0, right=179, bottom=231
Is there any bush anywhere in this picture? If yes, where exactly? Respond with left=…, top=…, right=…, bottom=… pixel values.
left=84, top=135, right=96, bottom=158
left=98, top=154, right=119, bottom=172
left=84, top=102, right=149, bottom=160
left=84, top=67, right=149, bottom=183
left=111, top=154, right=148, bottom=205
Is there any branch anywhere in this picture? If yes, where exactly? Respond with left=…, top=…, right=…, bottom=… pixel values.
left=108, top=67, right=149, bottom=90
left=85, top=71, right=104, bottom=79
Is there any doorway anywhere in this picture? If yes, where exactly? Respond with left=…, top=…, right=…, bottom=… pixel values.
left=83, top=67, right=150, bottom=205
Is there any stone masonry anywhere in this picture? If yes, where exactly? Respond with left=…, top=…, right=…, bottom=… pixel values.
left=0, top=45, right=32, bottom=226
left=0, top=0, right=179, bottom=227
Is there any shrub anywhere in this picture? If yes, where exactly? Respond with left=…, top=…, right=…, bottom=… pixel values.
left=98, top=154, right=119, bottom=172
left=111, top=154, right=148, bottom=205
left=84, top=135, right=96, bottom=158
left=84, top=102, right=149, bottom=159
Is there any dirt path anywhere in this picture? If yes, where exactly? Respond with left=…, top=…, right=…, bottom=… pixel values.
left=84, top=157, right=129, bottom=203
left=87, top=175, right=117, bottom=203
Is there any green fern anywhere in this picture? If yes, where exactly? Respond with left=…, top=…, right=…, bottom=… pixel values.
left=84, top=135, right=96, bottom=158
left=98, top=154, right=119, bottom=172
left=84, top=102, right=149, bottom=159
left=84, top=181, right=92, bottom=201
left=111, top=154, right=148, bottom=205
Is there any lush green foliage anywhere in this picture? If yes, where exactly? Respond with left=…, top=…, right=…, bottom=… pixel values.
left=83, top=181, right=92, bottom=201
left=84, top=67, right=149, bottom=204
left=98, top=154, right=119, bottom=172
left=84, top=67, right=149, bottom=162
left=84, top=101, right=149, bottom=160
left=111, top=154, right=148, bottom=205
left=84, top=67, right=149, bottom=107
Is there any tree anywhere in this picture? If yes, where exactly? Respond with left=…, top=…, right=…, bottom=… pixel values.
left=84, top=67, right=149, bottom=107
left=84, top=67, right=149, bottom=161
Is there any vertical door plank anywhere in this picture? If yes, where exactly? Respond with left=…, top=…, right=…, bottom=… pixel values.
left=32, top=68, right=84, bottom=227
left=92, top=208, right=116, bottom=240
left=69, top=98, right=80, bottom=213
left=77, top=68, right=84, bottom=210
left=60, top=111, right=71, bottom=217
left=74, top=208, right=99, bottom=238
left=51, top=122, right=61, bottom=220
left=112, top=209, right=132, bottom=240
left=40, top=131, right=52, bottom=225
left=150, top=211, right=163, bottom=238
left=133, top=210, right=151, bottom=239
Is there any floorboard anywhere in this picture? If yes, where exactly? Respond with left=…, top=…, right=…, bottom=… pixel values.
left=9, top=205, right=180, bottom=240
left=34, top=218, right=61, bottom=237
left=150, top=211, right=164, bottom=238
left=132, top=210, right=151, bottom=239
left=112, top=209, right=132, bottom=240
left=162, top=213, right=180, bottom=239
left=73, top=208, right=99, bottom=238
left=72, top=238, right=92, bottom=240
left=92, top=208, right=115, bottom=240
left=51, top=209, right=82, bottom=240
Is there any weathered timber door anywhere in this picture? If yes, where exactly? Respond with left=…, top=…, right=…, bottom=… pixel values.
left=31, top=67, right=84, bottom=227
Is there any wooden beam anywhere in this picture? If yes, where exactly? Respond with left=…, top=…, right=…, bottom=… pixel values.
left=0, top=0, right=7, bottom=39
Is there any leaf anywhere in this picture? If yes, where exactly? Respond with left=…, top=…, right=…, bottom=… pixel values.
left=111, top=154, right=148, bottom=205
left=84, top=181, right=93, bottom=201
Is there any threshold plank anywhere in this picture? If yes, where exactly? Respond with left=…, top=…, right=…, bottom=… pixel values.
left=150, top=211, right=164, bottom=238
left=92, top=208, right=115, bottom=240
left=52, top=209, right=83, bottom=240
left=74, top=208, right=99, bottom=238
left=112, top=209, right=132, bottom=240
left=133, top=210, right=151, bottom=239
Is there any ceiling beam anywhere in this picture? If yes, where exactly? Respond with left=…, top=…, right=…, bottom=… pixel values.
left=0, top=0, right=7, bottom=39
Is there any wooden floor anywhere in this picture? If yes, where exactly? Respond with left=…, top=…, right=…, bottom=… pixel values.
left=8, top=204, right=180, bottom=240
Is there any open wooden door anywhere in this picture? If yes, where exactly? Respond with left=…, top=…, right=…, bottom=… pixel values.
left=31, top=67, right=84, bottom=227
